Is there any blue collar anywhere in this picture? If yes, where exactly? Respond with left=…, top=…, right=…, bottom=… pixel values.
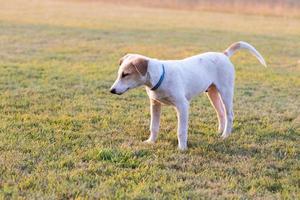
left=151, top=64, right=165, bottom=91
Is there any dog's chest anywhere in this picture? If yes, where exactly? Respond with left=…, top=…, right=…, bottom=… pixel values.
left=153, top=96, right=174, bottom=105
left=146, top=89, right=175, bottom=106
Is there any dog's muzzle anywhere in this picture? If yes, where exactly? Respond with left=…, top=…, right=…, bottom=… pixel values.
left=110, top=88, right=117, bottom=94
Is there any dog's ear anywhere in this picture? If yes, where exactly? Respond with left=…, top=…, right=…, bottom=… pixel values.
left=132, top=58, right=148, bottom=76
left=119, top=54, right=129, bottom=66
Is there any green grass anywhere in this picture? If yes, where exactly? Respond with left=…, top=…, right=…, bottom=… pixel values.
left=0, top=1, right=299, bottom=199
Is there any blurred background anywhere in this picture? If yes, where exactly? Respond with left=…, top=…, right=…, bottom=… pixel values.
left=101, top=0, right=300, bottom=16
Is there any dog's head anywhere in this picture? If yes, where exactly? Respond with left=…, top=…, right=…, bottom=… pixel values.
left=110, top=54, right=149, bottom=95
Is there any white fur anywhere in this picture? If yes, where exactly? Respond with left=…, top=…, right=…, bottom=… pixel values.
left=110, top=41, right=266, bottom=150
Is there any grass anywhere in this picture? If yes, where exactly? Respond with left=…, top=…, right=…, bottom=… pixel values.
left=0, top=0, right=299, bottom=199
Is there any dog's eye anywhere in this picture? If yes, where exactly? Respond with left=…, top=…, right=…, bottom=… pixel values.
left=121, top=73, right=129, bottom=78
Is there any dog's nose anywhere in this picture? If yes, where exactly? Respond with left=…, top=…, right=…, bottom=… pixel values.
left=110, top=88, right=117, bottom=94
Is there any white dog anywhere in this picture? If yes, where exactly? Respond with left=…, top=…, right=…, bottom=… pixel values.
left=110, top=41, right=266, bottom=150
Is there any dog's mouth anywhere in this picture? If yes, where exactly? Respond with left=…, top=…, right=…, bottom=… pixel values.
left=118, top=88, right=130, bottom=95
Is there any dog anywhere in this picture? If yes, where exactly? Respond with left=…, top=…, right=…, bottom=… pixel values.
left=110, top=41, right=266, bottom=150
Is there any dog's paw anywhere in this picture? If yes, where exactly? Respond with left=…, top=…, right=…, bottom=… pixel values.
left=143, top=139, right=155, bottom=144
left=218, top=128, right=224, bottom=134
left=221, top=133, right=230, bottom=139
left=178, top=145, right=188, bottom=151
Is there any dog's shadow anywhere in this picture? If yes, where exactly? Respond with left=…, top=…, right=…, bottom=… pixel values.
left=179, top=128, right=298, bottom=159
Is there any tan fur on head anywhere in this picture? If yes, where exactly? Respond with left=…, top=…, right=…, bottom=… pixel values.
left=119, top=54, right=130, bottom=66
left=132, top=58, right=148, bottom=76
left=122, top=62, right=136, bottom=74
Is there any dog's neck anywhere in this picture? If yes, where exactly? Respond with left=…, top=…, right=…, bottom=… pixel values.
left=145, top=59, right=164, bottom=90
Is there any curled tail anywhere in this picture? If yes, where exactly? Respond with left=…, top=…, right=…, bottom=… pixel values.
left=224, top=41, right=267, bottom=67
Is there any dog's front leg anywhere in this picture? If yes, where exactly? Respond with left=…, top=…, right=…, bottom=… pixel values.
left=144, top=100, right=161, bottom=143
left=175, top=100, right=189, bottom=150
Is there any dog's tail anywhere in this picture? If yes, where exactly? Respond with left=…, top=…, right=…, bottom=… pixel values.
left=224, top=41, right=267, bottom=67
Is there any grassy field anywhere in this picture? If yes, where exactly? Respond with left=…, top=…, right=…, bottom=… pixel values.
left=105, top=0, right=300, bottom=17
left=0, top=0, right=299, bottom=199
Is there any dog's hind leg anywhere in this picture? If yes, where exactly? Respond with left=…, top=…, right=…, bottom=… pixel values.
left=206, top=85, right=226, bottom=133
left=218, top=85, right=234, bottom=139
